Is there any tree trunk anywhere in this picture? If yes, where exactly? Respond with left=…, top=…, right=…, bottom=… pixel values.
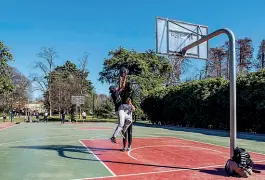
left=49, top=87, right=52, bottom=116
left=49, top=64, right=52, bottom=116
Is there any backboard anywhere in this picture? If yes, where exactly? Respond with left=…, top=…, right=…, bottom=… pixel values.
left=156, top=17, right=209, bottom=60
left=71, top=96, right=85, bottom=106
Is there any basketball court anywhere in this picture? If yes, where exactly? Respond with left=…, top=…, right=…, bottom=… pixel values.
left=0, top=122, right=15, bottom=130
left=0, top=16, right=263, bottom=180
left=0, top=122, right=265, bottom=180
left=79, top=137, right=265, bottom=180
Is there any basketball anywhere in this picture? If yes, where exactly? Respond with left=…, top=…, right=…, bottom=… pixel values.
left=119, top=67, right=128, bottom=77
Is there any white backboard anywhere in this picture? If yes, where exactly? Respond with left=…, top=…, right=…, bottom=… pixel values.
left=156, top=17, right=208, bottom=59
left=71, top=96, right=85, bottom=105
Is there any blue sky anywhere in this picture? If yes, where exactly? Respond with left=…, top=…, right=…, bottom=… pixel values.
left=1, top=0, right=265, bottom=98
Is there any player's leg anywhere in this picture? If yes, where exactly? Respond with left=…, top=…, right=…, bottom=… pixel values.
left=122, top=130, right=128, bottom=151
left=110, top=110, right=125, bottom=143
left=127, top=123, right=132, bottom=151
left=122, top=114, right=132, bottom=135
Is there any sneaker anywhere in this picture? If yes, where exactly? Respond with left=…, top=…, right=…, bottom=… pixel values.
left=234, top=168, right=249, bottom=178
left=245, top=168, right=253, bottom=175
left=110, top=137, right=117, bottom=144
left=121, top=147, right=126, bottom=152
left=127, top=147, right=131, bottom=151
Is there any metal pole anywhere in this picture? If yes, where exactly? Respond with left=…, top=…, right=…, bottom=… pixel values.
left=182, top=28, right=236, bottom=158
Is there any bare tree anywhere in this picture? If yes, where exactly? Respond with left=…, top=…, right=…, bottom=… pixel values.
left=207, top=47, right=226, bottom=77
left=254, top=40, right=265, bottom=70
left=33, top=47, right=59, bottom=116
left=167, top=55, right=191, bottom=86
left=78, top=52, right=89, bottom=95
left=221, top=41, right=230, bottom=79
left=236, top=38, right=254, bottom=76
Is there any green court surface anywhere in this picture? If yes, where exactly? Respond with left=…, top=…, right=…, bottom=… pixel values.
left=0, top=122, right=265, bottom=180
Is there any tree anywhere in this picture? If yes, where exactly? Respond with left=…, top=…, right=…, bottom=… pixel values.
left=236, top=38, right=254, bottom=75
left=47, top=60, right=94, bottom=116
left=222, top=41, right=230, bottom=79
left=94, top=96, right=114, bottom=119
left=10, top=67, right=30, bottom=113
left=98, top=47, right=172, bottom=117
left=207, top=47, right=226, bottom=77
left=0, top=41, right=14, bottom=95
left=32, top=47, right=59, bottom=115
left=167, top=55, right=191, bottom=86
left=254, top=40, right=265, bottom=70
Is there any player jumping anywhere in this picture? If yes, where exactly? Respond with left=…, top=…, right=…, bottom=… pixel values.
left=109, top=67, right=132, bottom=143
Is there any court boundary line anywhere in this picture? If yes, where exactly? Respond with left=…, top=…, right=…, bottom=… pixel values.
left=71, top=159, right=265, bottom=180
left=79, top=140, right=116, bottom=177
left=71, top=164, right=224, bottom=180
left=0, top=135, right=161, bottom=147
left=0, top=124, right=16, bottom=131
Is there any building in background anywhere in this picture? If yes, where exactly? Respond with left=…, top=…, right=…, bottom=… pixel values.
left=12, top=101, right=46, bottom=115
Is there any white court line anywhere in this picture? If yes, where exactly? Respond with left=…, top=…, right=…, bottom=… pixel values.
left=79, top=140, right=116, bottom=177
left=0, top=134, right=85, bottom=146
left=10, top=128, right=77, bottom=130
left=71, top=159, right=265, bottom=180
left=71, top=164, right=225, bottom=180
left=0, top=124, right=16, bottom=131
left=0, top=135, right=162, bottom=147
left=127, top=145, right=225, bottom=161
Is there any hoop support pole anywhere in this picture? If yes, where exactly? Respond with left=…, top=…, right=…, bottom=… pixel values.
left=182, top=28, right=236, bottom=158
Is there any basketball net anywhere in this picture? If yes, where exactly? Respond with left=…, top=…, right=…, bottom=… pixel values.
left=168, top=54, right=185, bottom=85
left=168, top=54, right=185, bottom=73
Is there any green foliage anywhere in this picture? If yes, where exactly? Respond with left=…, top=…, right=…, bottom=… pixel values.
left=44, top=60, right=94, bottom=112
left=94, top=99, right=115, bottom=119
left=99, top=47, right=172, bottom=116
left=142, top=69, right=265, bottom=133
left=0, top=41, right=14, bottom=94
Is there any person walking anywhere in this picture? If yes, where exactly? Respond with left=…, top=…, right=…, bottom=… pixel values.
left=61, top=110, right=66, bottom=124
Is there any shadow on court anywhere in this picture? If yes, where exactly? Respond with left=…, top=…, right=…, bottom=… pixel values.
left=134, top=122, right=265, bottom=142
left=199, top=168, right=227, bottom=177
left=11, top=145, right=229, bottom=177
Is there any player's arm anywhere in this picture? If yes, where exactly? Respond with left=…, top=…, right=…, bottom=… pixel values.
left=119, top=75, right=126, bottom=91
left=118, top=67, right=127, bottom=91
left=128, top=100, right=135, bottom=112
left=114, top=91, right=122, bottom=104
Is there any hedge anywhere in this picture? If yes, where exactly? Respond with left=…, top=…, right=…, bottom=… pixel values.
left=141, top=69, right=265, bottom=133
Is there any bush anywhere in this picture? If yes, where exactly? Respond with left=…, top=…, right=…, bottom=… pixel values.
left=141, top=69, right=265, bottom=133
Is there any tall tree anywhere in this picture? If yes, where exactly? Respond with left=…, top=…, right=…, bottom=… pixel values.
left=222, top=41, right=230, bottom=79
left=254, top=40, right=265, bottom=70
left=32, top=47, right=59, bottom=115
left=0, top=41, right=14, bottom=95
left=9, top=67, right=30, bottom=113
left=167, top=55, right=190, bottom=86
left=236, top=38, right=254, bottom=75
left=98, top=47, right=172, bottom=116
left=47, top=60, right=94, bottom=115
left=207, top=47, right=226, bottom=77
